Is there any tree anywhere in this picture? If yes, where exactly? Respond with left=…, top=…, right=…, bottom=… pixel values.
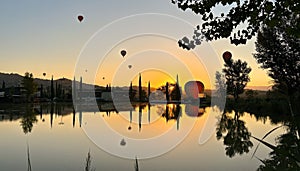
left=139, top=73, right=142, bottom=101
left=40, top=84, right=44, bottom=98
left=215, top=71, right=227, bottom=100
left=223, top=59, right=251, bottom=101
left=170, top=83, right=181, bottom=101
left=129, top=81, right=137, bottom=101
left=171, top=0, right=300, bottom=49
left=2, top=81, right=5, bottom=89
left=254, top=26, right=300, bottom=115
left=166, top=82, right=170, bottom=101
left=22, top=72, right=37, bottom=102
left=51, top=76, right=54, bottom=101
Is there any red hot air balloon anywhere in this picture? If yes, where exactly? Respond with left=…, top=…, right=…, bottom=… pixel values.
left=184, top=81, right=204, bottom=99
left=77, top=15, right=84, bottom=22
left=120, top=50, right=127, bottom=57
left=222, top=51, right=232, bottom=62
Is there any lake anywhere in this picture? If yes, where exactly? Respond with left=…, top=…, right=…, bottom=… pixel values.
left=0, top=102, right=296, bottom=171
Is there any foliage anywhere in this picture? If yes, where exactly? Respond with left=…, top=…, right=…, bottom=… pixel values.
left=223, top=59, right=251, bottom=101
left=20, top=105, right=38, bottom=134
left=21, top=72, right=37, bottom=102
left=255, top=26, right=300, bottom=95
left=215, top=71, right=227, bottom=100
left=171, top=0, right=300, bottom=49
left=254, top=26, right=300, bottom=115
left=257, top=117, right=300, bottom=171
left=84, top=150, right=96, bottom=171
left=51, top=76, right=54, bottom=101
left=216, top=110, right=253, bottom=157
left=170, top=83, right=181, bottom=101
left=2, top=81, right=5, bottom=89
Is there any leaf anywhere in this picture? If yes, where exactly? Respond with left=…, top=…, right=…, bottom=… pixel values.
left=251, top=125, right=283, bottom=159
left=251, top=136, right=276, bottom=150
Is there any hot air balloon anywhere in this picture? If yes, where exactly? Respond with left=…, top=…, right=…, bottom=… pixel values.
left=128, top=64, right=132, bottom=69
left=43, top=73, right=46, bottom=77
left=77, top=15, right=84, bottom=22
left=120, top=50, right=127, bottom=57
left=102, top=77, right=105, bottom=80
left=185, top=105, right=205, bottom=117
left=222, top=51, right=232, bottom=62
left=120, top=138, right=126, bottom=146
left=184, top=81, right=204, bottom=99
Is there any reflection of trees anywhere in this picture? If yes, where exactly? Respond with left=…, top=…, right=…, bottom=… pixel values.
left=20, top=105, right=38, bottom=134
left=161, top=104, right=181, bottom=122
left=257, top=117, right=300, bottom=171
left=216, top=110, right=253, bottom=157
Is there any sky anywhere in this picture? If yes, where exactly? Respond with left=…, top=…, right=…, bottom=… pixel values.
left=0, top=0, right=272, bottom=89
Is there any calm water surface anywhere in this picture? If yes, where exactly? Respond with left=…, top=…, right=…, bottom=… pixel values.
left=0, top=103, right=287, bottom=171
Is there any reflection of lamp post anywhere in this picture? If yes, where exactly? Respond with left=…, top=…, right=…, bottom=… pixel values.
left=58, top=114, right=64, bottom=125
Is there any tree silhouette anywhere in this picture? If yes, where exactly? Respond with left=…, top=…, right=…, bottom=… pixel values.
left=129, top=81, right=136, bottom=101
left=51, top=76, right=54, bottom=101
left=215, top=71, right=227, bottom=101
left=139, top=73, right=142, bottom=101
left=22, top=72, right=37, bottom=102
left=223, top=59, right=251, bottom=101
left=170, top=83, right=181, bottom=101
left=165, top=82, right=170, bottom=101
left=2, top=81, right=5, bottom=89
left=171, top=0, right=300, bottom=48
left=254, top=26, right=300, bottom=115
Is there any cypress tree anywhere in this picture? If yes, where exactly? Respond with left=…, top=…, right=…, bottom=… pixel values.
left=139, top=73, right=142, bottom=102
left=166, top=82, right=170, bottom=101
left=2, top=81, right=5, bottom=89
left=73, top=77, right=76, bottom=101
left=51, top=76, right=54, bottom=101
left=148, top=81, right=151, bottom=99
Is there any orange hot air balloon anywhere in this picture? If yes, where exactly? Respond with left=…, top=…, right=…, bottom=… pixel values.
left=120, top=50, right=127, bottom=57
left=77, top=15, right=84, bottom=22
left=184, top=81, right=204, bottom=99
left=222, top=51, right=232, bottom=62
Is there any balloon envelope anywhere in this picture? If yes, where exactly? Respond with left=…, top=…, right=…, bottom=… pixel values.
left=222, top=51, right=232, bottom=62
left=77, top=15, right=84, bottom=22
left=43, top=73, right=46, bottom=77
left=120, top=50, right=127, bottom=57
left=184, top=81, right=204, bottom=99
left=128, top=65, right=132, bottom=69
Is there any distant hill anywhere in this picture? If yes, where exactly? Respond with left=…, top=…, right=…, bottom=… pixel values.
left=0, top=72, right=103, bottom=90
left=245, top=86, right=272, bottom=91
left=0, top=72, right=23, bottom=88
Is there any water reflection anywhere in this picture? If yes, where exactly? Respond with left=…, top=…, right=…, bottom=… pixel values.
left=1, top=101, right=299, bottom=170
left=216, top=109, right=253, bottom=157
left=0, top=102, right=207, bottom=133
left=20, top=105, right=38, bottom=134
left=256, top=116, right=300, bottom=170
